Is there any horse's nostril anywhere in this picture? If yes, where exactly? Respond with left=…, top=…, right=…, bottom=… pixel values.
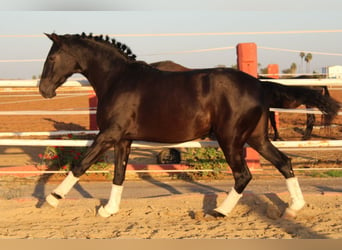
left=39, top=89, right=56, bottom=99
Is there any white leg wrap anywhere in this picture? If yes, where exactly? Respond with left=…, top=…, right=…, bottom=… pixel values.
left=214, top=187, right=243, bottom=216
left=45, top=193, right=60, bottom=208
left=286, top=177, right=305, bottom=212
left=46, top=172, right=79, bottom=207
left=53, top=171, right=79, bottom=198
left=98, top=184, right=123, bottom=218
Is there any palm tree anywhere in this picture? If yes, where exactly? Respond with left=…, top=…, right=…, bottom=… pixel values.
left=282, top=63, right=297, bottom=76
left=304, top=53, right=313, bottom=73
left=299, top=52, right=305, bottom=73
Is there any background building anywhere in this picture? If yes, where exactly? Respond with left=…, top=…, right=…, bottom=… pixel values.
left=322, top=65, right=342, bottom=78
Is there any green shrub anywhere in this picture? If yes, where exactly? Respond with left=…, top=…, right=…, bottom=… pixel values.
left=182, top=147, right=228, bottom=179
left=38, top=134, right=110, bottom=174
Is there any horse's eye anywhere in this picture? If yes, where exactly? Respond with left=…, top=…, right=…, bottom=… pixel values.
left=48, top=56, right=55, bottom=61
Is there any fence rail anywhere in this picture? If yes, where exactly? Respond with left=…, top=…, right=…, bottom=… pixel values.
left=1, top=78, right=342, bottom=88
left=0, top=108, right=341, bottom=116
left=1, top=167, right=341, bottom=175
left=0, top=139, right=340, bottom=175
left=0, top=138, right=341, bottom=149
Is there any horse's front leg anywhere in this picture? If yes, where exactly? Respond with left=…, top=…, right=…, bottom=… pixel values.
left=98, top=139, right=132, bottom=217
left=46, top=132, right=115, bottom=208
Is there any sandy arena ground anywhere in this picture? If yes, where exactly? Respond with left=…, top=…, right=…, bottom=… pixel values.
left=0, top=192, right=341, bottom=239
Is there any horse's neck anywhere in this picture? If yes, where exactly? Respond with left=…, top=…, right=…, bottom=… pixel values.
left=80, top=51, right=129, bottom=99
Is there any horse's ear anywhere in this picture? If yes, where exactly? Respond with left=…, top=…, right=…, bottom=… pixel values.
left=44, top=33, right=61, bottom=45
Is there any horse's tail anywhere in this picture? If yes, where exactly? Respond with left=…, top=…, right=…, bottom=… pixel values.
left=261, top=81, right=340, bottom=125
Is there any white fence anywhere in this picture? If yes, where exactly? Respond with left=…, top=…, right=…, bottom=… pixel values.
left=0, top=138, right=341, bottom=149
left=0, top=79, right=88, bottom=87
left=0, top=137, right=341, bottom=175
left=260, top=78, right=342, bottom=87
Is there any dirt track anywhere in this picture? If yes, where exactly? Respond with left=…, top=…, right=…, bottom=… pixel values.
left=0, top=176, right=341, bottom=239
left=0, top=192, right=341, bottom=239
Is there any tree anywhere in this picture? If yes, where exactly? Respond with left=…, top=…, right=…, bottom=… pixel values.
left=259, top=66, right=268, bottom=75
left=290, top=63, right=297, bottom=74
left=299, top=52, right=305, bottom=73
left=282, top=68, right=292, bottom=75
left=282, top=62, right=297, bottom=76
left=304, top=53, right=313, bottom=73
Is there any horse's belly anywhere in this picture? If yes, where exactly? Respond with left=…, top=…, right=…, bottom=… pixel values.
left=130, top=115, right=211, bottom=143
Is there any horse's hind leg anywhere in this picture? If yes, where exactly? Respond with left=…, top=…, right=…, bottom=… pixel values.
left=98, top=139, right=132, bottom=217
left=211, top=137, right=252, bottom=217
left=269, top=111, right=281, bottom=141
left=210, top=105, right=264, bottom=217
left=46, top=131, right=115, bottom=208
left=248, top=121, right=305, bottom=217
left=302, top=113, right=315, bottom=140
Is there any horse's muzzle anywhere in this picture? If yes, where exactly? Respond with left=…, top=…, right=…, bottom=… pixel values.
left=40, top=90, right=56, bottom=99
left=39, top=86, right=56, bottom=99
left=39, top=80, right=57, bottom=98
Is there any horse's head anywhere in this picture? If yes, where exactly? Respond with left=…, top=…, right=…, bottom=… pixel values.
left=39, top=33, right=81, bottom=98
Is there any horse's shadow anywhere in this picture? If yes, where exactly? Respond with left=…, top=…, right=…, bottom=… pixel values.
left=195, top=191, right=329, bottom=239
left=293, top=127, right=335, bottom=140
left=34, top=180, right=93, bottom=208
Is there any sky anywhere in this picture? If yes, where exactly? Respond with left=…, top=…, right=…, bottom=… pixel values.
left=0, top=0, right=342, bottom=79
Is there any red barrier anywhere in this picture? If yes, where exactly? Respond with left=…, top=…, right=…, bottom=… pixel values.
left=267, top=64, right=279, bottom=79
left=236, top=43, right=258, bottom=77
left=236, top=43, right=261, bottom=169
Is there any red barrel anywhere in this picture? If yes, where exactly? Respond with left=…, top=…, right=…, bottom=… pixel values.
left=236, top=43, right=258, bottom=77
left=267, top=64, right=279, bottom=78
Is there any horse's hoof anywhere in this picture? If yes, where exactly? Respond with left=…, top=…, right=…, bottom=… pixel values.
left=98, top=206, right=113, bottom=218
left=46, top=193, right=60, bottom=208
left=282, top=208, right=298, bottom=219
left=204, top=210, right=226, bottom=220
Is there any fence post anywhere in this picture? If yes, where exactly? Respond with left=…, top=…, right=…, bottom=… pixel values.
left=236, top=43, right=261, bottom=169
left=89, top=91, right=98, bottom=130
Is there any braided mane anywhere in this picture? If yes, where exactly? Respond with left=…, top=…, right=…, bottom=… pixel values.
left=78, top=32, right=137, bottom=61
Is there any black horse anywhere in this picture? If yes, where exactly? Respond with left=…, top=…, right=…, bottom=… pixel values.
left=259, top=76, right=332, bottom=140
left=39, top=33, right=339, bottom=219
left=150, top=60, right=191, bottom=72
